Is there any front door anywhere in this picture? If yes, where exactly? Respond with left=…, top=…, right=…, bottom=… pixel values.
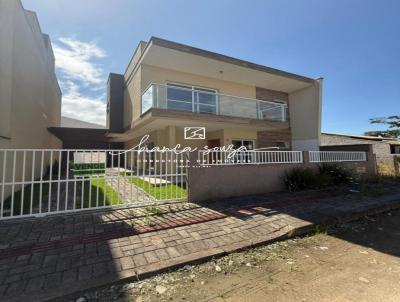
left=207, top=139, right=220, bottom=149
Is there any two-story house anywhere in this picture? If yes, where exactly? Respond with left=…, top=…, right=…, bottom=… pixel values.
left=0, top=0, right=62, bottom=200
left=106, top=37, right=323, bottom=152
left=0, top=0, right=61, bottom=150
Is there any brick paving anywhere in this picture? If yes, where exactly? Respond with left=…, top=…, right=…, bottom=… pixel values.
left=0, top=187, right=400, bottom=301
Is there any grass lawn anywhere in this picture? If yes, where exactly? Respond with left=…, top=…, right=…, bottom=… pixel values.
left=3, top=183, right=50, bottom=216
left=81, top=178, right=123, bottom=208
left=3, top=178, right=122, bottom=216
left=129, top=176, right=187, bottom=200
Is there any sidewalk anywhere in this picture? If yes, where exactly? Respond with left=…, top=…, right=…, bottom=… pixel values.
left=1, top=186, right=400, bottom=301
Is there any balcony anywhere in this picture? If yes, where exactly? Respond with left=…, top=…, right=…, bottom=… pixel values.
left=141, top=83, right=288, bottom=122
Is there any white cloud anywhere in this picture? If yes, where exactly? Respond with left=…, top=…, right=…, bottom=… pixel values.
left=60, top=81, right=106, bottom=126
left=53, top=37, right=106, bottom=85
left=53, top=37, right=107, bottom=126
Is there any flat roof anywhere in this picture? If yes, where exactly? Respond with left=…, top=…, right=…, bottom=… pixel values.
left=124, top=36, right=318, bottom=87
left=322, top=132, right=400, bottom=144
left=148, top=37, right=316, bottom=84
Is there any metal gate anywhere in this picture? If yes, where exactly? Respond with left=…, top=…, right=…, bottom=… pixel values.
left=0, top=149, right=189, bottom=220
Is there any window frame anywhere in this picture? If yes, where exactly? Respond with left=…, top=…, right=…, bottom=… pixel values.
left=231, top=139, right=256, bottom=164
left=166, top=82, right=219, bottom=114
left=231, top=139, right=256, bottom=150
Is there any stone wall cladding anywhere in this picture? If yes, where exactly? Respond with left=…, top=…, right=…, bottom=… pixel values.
left=255, top=87, right=291, bottom=149
left=257, top=129, right=292, bottom=149
left=256, top=87, right=289, bottom=103
left=377, top=155, right=400, bottom=176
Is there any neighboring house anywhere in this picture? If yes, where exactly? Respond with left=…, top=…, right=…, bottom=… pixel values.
left=321, top=132, right=400, bottom=175
left=106, top=37, right=323, bottom=151
left=321, top=133, right=400, bottom=155
left=61, top=116, right=106, bottom=129
left=0, top=0, right=61, bottom=150
left=0, top=0, right=61, bottom=199
left=49, top=117, right=120, bottom=149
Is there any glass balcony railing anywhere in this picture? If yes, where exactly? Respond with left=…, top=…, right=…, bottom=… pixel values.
left=141, top=83, right=288, bottom=122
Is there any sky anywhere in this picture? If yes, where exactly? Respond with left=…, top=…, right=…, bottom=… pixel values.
left=21, top=0, right=400, bottom=135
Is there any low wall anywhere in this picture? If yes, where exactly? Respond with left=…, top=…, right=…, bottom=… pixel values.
left=376, top=155, right=400, bottom=176
left=321, top=144, right=398, bottom=176
left=188, top=151, right=376, bottom=202
left=188, top=163, right=308, bottom=202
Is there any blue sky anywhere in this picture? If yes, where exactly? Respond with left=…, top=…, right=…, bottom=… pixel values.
left=22, top=0, right=399, bottom=134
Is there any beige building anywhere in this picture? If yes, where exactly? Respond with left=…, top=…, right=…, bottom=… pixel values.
left=321, top=133, right=400, bottom=155
left=0, top=0, right=61, bottom=199
left=0, top=0, right=61, bottom=149
left=321, top=132, right=400, bottom=175
left=107, top=37, right=323, bottom=151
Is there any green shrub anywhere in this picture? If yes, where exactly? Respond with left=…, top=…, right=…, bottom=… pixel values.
left=284, top=168, right=319, bottom=192
left=284, top=164, right=355, bottom=192
left=319, top=164, right=354, bottom=185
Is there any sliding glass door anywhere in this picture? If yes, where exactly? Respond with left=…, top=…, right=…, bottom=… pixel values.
left=166, top=84, right=218, bottom=114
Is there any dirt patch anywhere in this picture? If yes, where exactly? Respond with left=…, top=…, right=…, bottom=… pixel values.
left=69, top=209, right=400, bottom=302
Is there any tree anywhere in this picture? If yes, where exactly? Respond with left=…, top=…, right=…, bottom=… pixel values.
left=364, top=115, right=400, bottom=138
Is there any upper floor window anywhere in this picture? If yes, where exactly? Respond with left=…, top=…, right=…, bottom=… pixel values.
left=166, top=83, right=218, bottom=114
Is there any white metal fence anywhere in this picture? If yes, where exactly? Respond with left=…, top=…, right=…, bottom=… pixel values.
left=0, top=149, right=189, bottom=220
left=309, top=151, right=367, bottom=163
left=0, top=148, right=369, bottom=220
left=198, top=150, right=303, bottom=165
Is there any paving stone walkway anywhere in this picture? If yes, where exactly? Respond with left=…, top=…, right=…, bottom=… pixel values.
left=106, top=175, right=155, bottom=204
left=1, top=187, right=400, bottom=301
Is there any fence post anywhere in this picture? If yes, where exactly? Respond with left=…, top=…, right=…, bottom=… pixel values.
left=186, top=152, right=198, bottom=203
left=365, top=145, right=377, bottom=177
left=302, top=151, right=310, bottom=165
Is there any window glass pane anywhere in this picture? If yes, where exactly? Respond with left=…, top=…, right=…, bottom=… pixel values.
left=167, top=86, right=192, bottom=103
left=141, top=86, right=153, bottom=114
left=231, top=140, right=242, bottom=149
left=231, top=140, right=254, bottom=163
left=198, top=92, right=217, bottom=106
left=242, top=140, right=255, bottom=150
left=167, top=100, right=192, bottom=112
left=166, top=84, right=219, bottom=114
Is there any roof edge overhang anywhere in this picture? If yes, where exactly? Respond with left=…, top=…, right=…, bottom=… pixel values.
left=48, top=127, right=111, bottom=143
left=150, top=37, right=315, bottom=84
left=124, top=36, right=319, bottom=93
left=322, top=132, right=400, bottom=143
